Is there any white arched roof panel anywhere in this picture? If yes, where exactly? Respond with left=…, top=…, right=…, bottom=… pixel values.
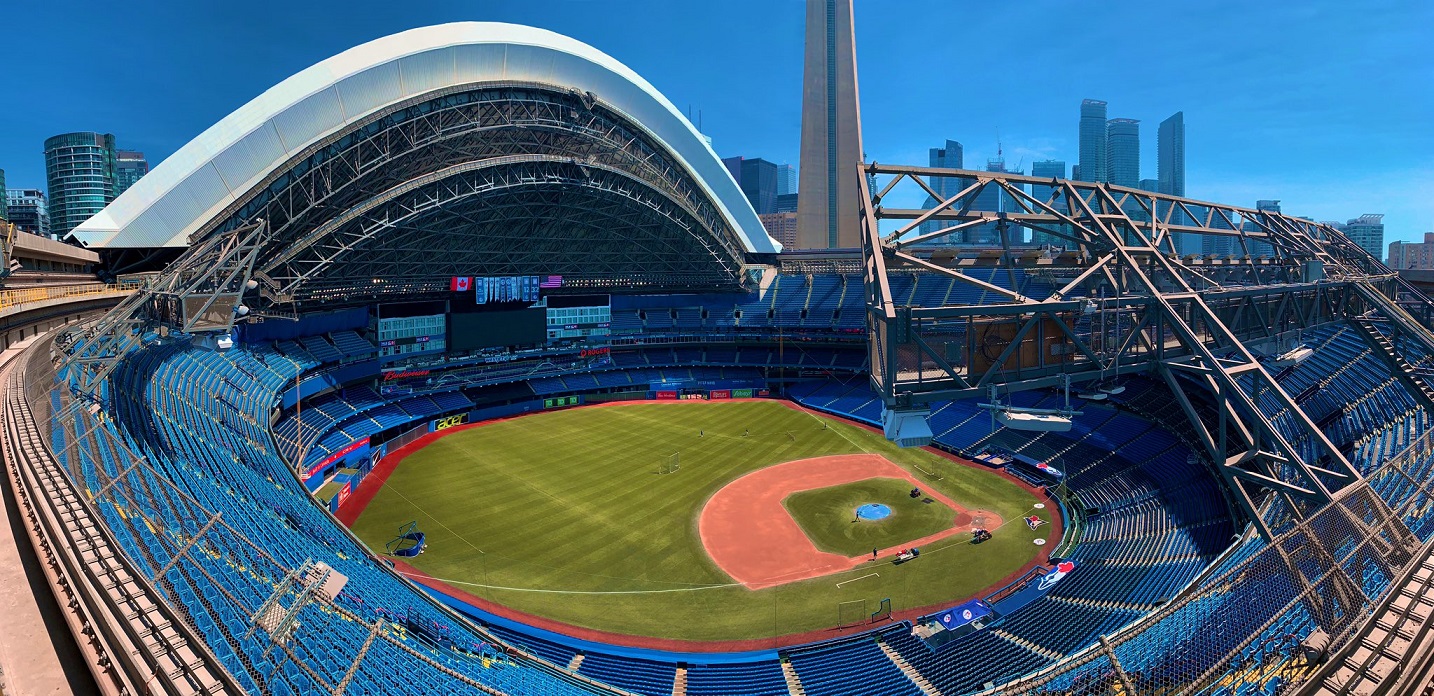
left=72, top=22, right=779, bottom=254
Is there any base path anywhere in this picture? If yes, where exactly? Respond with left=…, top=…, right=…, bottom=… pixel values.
left=699, top=454, right=1001, bottom=589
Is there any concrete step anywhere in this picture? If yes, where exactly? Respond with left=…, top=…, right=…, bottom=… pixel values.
left=671, top=665, right=687, bottom=696
left=877, top=639, right=943, bottom=696
left=567, top=653, right=583, bottom=671
left=780, top=658, right=805, bottom=696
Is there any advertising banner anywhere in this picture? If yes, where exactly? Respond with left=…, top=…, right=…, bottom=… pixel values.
left=431, top=413, right=469, bottom=432
left=304, top=437, right=371, bottom=482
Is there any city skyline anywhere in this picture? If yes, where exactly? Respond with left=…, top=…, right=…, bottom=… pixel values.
left=0, top=0, right=1427, bottom=244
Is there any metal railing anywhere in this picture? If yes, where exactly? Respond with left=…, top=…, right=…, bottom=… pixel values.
left=0, top=282, right=136, bottom=313
left=978, top=424, right=1434, bottom=696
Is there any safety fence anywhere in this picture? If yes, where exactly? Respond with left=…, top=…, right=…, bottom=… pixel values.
left=0, top=281, right=137, bottom=313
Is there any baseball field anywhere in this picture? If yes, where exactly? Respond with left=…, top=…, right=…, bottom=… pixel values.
left=348, top=400, right=1051, bottom=644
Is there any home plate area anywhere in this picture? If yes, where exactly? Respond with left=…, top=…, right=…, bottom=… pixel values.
left=697, top=454, right=1002, bottom=589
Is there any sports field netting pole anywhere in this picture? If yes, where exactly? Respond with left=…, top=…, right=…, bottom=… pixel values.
left=837, top=599, right=867, bottom=627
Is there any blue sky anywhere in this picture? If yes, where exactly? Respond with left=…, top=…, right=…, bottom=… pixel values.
left=1, top=0, right=1429, bottom=243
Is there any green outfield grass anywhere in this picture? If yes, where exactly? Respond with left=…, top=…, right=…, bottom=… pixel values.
left=350, top=400, right=1046, bottom=642
left=783, top=478, right=955, bottom=556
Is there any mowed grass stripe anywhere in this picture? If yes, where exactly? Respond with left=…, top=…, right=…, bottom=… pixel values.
left=352, top=401, right=1044, bottom=640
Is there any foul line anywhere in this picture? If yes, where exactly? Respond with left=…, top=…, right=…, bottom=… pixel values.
left=400, top=571, right=742, bottom=595
left=835, top=573, right=878, bottom=587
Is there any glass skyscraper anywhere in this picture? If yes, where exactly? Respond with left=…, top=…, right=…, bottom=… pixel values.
left=776, top=164, right=797, bottom=196
left=1105, top=118, right=1140, bottom=188
left=738, top=158, right=779, bottom=214
left=918, top=140, right=966, bottom=240
left=1158, top=112, right=1190, bottom=253
left=1078, top=99, right=1108, bottom=183
left=0, top=168, right=7, bottom=222
left=45, top=131, right=117, bottom=236
left=1029, top=159, right=1067, bottom=248
left=1343, top=214, right=1386, bottom=261
left=1157, top=112, right=1185, bottom=196
left=115, top=150, right=149, bottom=196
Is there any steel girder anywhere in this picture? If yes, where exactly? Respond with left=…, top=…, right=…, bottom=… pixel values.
left=183, top=83, right=749, bottom=309
left=54, top=222, right=269, bottom=402
left=859, top=164, right=1395, bottom=538
left=261, top=157, right=741, bottom=305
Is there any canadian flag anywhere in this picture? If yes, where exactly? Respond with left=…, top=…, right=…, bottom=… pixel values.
left=451, top=276, right=472, bottom=292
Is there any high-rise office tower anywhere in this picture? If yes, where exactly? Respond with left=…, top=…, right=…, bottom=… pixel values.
left=927, top=140, right=964, bottom=194
left=918, top=140, right=966, bottom=239
left=776, top=164, right=797, bottom=196
left=738, top=158, right=779, bottom=214
left=960, top=158, right=1024, bottom=245
left=1158, top=112, right=1189, bottom=252
left=1204, top=210, right=1237, bottom=257
left=115, top=150, right=149, bottom=196
left=45, top=131, right=117, bottom=236
left=1343, top=214, right=1386, bottom=261
left=1157, top=112, right=1185, bottom=196
left=796, top=0, right=863, bottom=249
left=5, top=189, right=50, bottom=236
left=1245, top=199, right=1281, bottom=257
left=1078, top=99, right=1108, bottom=183
left=1029, top=160, right=1068, bottom=248
left=721, top=156, right=743, bottom=185
left=1105, top=118, right=1140, bottom=188
left=0, top=168, right=7, bottom=222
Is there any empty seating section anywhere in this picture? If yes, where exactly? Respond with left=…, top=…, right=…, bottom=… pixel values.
left=577, top=654, right=677, bottom=696
left=886, top=626, right=1049, bottom=695
left=785, top=638, right=923, bottom=696
left=683, top=661, right=788, bottom=696
left=330, top=330, right=377, bottom=359
left=90, top=344, right=601, bottom=695
left=50, top=307, right=1433, bottom=696
left=606, top=270, right=1046, bottom=334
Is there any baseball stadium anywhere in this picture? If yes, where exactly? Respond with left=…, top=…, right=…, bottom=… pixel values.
left=2, top=13, right=1433, bottom=696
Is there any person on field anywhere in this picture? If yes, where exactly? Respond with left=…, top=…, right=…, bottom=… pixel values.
left=872, top=547, right=878, bottom=559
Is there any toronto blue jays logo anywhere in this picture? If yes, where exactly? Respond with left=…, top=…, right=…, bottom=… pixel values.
left=1037, top=561, right=1076, bottom=591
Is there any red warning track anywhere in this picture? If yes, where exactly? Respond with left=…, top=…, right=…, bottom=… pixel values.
left=699, top=454, right=1000, bottom=589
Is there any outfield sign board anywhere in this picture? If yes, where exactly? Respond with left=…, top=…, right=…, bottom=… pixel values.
left=432, top=413, right=469, bottom=431
left=543, top=395, right=582, bottom=409
left=710, top=389, right=731, bottom=399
